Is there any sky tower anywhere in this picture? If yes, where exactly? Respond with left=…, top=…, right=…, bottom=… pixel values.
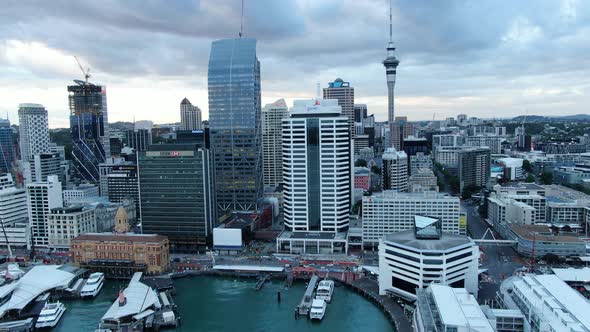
left=383, top=1, right=400, bottom=148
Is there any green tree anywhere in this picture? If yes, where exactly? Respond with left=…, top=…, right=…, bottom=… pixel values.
left=540, top=172, right=553, bottom=185
left=525, top=174, right=535, bottom=183
left=522, top=160, right=533, bottom=173
left=355, top=159, right=367, bottom=167
left=371, top=165, right=381, bottom=175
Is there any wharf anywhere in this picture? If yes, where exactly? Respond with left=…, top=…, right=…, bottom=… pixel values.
left=296, top=275, right=318, bottom=316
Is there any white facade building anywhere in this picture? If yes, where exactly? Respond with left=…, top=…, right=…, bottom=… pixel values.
left=500, top=274, right=590, bottom=332
left=378, top=229, right=479, bottom=299
left=493, top=183, right=547, bottom=222
left=362, top=191, right=461, bottom=247
left=382, top=148, right=408, bottom=192
left=179, top=97, right=202, bottom=130
left=282, top=98, right=351, bottom=232
left=410, top=152, right=433, bottom=174
left=434, top=146, right=462, bottom=168
left=48, top=206, right=96, bottom=250
left=262, top=98, right=288, bottom=189
left=63, top=184, right=100, bottom=205
left=464, top=135, right=504, bottom=154
left=17, top=103, right=50, bottom=163
left=0, top=174, right=30, bottom=249
left=408, top=168, right=438, bottom=192
left=26, top=175, right=63, bottom=247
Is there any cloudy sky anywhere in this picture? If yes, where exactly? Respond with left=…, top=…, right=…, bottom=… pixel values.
left=1, top=0, right=589, bottom=128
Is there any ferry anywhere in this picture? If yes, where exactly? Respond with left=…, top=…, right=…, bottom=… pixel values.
left=35, top=301, right=66, bottom=328
left=81, top=272, right=105, bottom=298
left=309, top=299, right=326, bottom=320
left=315, top=280, right=334, bottom=303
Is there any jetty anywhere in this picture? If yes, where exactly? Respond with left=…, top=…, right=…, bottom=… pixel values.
left=296, top=275, right=319, bottom=316
left=254, top=275, right=270, bottom=291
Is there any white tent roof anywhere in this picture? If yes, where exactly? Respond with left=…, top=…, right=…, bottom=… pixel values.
left=101, top=274, right=160, bottom=322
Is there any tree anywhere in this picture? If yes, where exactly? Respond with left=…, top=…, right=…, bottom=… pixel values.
left=371, top=165, right=381, bottom=175
left=543, top=253, right=560, bottom=264
left=522, top=159, right=533, bottom=173
left=540, top=172, right=553, bottom=185
left=525, top=174, right=535, bottom=183
left=355, top=159, right=367, bottom=167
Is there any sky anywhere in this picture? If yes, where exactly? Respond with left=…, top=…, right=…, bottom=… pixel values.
left=1, top=0, right=589, bottom=128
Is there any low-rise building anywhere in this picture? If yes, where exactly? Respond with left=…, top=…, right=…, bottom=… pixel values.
left=408, top=168, right=438, bottom=192
left=497, top=157, right=524, bottom=180
left=409, top=152, right=432, bottom=174
left=354, top=167, right=371, bottom=191
left=378, top=217, right=479, bottom=299
left=62, top=184, right=100, bottom=205
left=48, top=205, right=96, bottom=250
left=500, top=274, right=590, bottom=332
left=507, top=224, right=586, bottom=258
left=71, top=232, right=170, bottom=277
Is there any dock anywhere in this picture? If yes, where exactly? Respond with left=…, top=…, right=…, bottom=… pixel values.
left=296, top=275, right=319, bottom=316
left=254, top=275, right=270, bottom=291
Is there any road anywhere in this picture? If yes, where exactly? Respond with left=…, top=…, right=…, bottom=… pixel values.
left=462, top=201, right=527, bottom=303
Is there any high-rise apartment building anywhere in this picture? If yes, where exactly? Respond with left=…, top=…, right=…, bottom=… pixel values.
left=0, top=119, right=16, bottom=174
left=180, top=98, right=202, bottom=130
left=282, top=99, right=352, bottom=232
left=323, top=78, right=355, bottom=137
left=382, top=147, right=408, bottom=192
left=208, top=38, right=262, bottom=213
left=262, top=99, right=288, bottom=189
left=138, top=143, right=214, bottom=250
left=126, top=129, right=152, bottom=152
left=26, top=175, right=63, bottom=247
left=68, top=81, right=110, bottom=183
left=18, top=103, right=50, bottom=163
left=458, top=147, right=491, bottom=191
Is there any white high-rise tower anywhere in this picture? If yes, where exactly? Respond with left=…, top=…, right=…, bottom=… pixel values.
left=383, top=1, right=400, bottom=148
left=18, top=103, right=50, bottom=163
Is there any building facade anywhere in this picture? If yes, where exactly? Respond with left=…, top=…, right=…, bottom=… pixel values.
left=282, top=99, right=352, bottom=233
left=63, top=184, right=100, bottom=205
left=68, top=82, right=110, bottom=183
left=48, top=206, right=96, bottom=250
left=382, top=147, right=408, bottom=192
left=29, top=153, right=65, bottom=186
left=261, top=98, right=288, bottom=189
left=18, top=103, right=50, bottom=163
left=26, top=175, right=63, bottom=247
left=107, top=164, right=140, bottom=221
left=180, top=97, right=202, bottom=131
left=0, top=119, right=16, bottom=174
left=126, top=129, right=152, bottom=152
left=208, top=38, right=262, bottom=213
left=323, top=78, right=355, bottom=137
left=458, top=147, right=491, bottom=191
left=138, top=143, right=214, bottom=251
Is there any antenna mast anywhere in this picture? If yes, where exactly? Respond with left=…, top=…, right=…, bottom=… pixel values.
left=239, top=0, right=244, bottom=38
left=389, top=0, right=393, bottom=43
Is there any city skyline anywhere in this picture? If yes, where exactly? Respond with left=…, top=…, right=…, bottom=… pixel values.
left=1, top=0, right=589, bottom=128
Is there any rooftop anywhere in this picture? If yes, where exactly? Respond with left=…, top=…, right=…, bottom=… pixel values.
left=383, top=230, right=473, bottom=251
left=509, top=224, right=583, bottom=243
left=552, top=267, right=590, bottom=283
left=498, top=182, right=545, bottom=190
left=429, top=285, right=494, bottom=331
left=73, top=233, right=168, bottom=243
left=102, top=272, right=161, bottom=322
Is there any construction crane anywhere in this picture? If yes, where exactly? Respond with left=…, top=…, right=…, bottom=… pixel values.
left=74, top=56, right=91, bottom=84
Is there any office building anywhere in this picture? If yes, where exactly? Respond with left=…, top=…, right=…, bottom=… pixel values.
left=323, top=78, right=355, bottom=137
left=353, top=104, right=367, bottom=123
left=353, top=135, right=370, bottom=155
left=414, top=285, right=498, bottom=332
left=106, top=164, right=140, bottom=221
left=48, top=205, right=96, bottom=250
left=464, top=135, right=504, bottom=154
left=378, top=216, right=479, bottom=299
left=282, top=98, right=352, bottom=233
left=403, top=136, right=429, bottom=157
left=0, top=174, right=28, bottom=225
left=493, top=183, right=547, bottom=222
left=63, top=184, right=100, bottom=205
left=29, top=153, right=65, bottom=186
left=383, top=4, right=400, bottom=148
left=458, top=147, right=490, bottom=191
left=180, top=97, right=202, bottom=130
left=507, top=224, right=585, bottom=258
left=126, top=129, right=152, bottom=152
left=497, top=157, right=524, bottom=181
left=208, top=38, right=262, bottom=213
left=18, top=103, right=50, bottom=163
left=434, top=146, right=463, bottom=169
left=0, top=119, right=16, bottom=174
left=71, top=233, right=170, bottom=276
left=98, top=157, right=133, bottom=197
left=363, top=191, right=462, bottom=247
left=68, top=81, right=110, bottom=183
left=382, top=148, right=408, bottom=192
left=262, top=98, right=288, bottom=189
left=408, top=168, right=438, bottom=192
left=26, top=175, right=63, bottom=247
left=410, top=152, right=433, bottom=174
left=138, top=143, right=214, bottom=251
left=500, top=274, right=590, bottom=331
left=554, top=164, right=590, bottom=186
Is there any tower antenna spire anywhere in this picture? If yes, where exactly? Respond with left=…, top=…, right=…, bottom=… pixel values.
left=389, top=0, right=393, bottom=43
left=239, top=0, right=244, bottom=38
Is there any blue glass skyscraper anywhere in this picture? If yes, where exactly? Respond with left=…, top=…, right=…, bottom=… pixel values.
left=68, top=81, right=111, bottom=183
left=0, top=119, right=16, bottom=174
left=208, top=38, right=262, bottom=214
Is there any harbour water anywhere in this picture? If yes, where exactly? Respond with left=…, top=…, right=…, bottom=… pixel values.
left=55, top=276, right=393, bottom=331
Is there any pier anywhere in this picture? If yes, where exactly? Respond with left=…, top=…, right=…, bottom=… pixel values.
left=296, top=275, right=319, bottom=317
left=254, top=275, right=270, bottom=291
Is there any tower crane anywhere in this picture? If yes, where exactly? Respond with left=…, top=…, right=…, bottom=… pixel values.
left=74, top=56, right=91, bottom=83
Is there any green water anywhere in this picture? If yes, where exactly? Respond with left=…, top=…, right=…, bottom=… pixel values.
left=55, top=277, right=393, bottom=331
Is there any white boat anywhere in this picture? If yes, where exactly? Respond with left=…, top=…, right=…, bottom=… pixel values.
left=309, top=299, right=326, bottom=320
left=35, top=301, right=66, bottom=328
left=315, top=280, right=334, bottom=303
left=80, top=272, right=105, bottom=298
